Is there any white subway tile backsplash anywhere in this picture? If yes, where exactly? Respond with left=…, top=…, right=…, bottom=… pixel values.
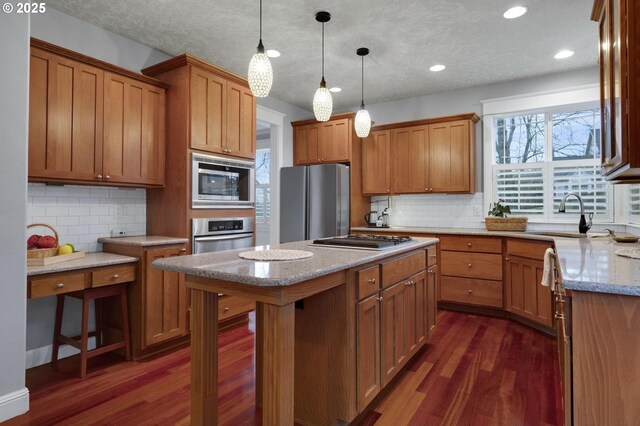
left=27, top=183, right=146, bottom=252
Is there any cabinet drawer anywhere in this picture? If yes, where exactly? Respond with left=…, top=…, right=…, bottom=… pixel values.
left=441, top=251, right=503, bottom=280
left=441, top=276, right=503, bottom=308
left=507, top=239, right=552, bottom=260
left=381, top=251, right=426, bottom=287
left=218, top=295, right=255, bottom=322
left=357, top=265, right=380, bottom=299
left=439, top=235, right=502, bottom=254
left=426, top=246, right=437, bottom=267
left=29, top=272, right=86, bottom=298
left=92, top=264, right=136, bottom=287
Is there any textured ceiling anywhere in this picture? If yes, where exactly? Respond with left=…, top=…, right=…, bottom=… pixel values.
left=46, top=0, right=597, bottom=111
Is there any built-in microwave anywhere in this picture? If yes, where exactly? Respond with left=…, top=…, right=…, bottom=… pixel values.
left=192, top=153, right=255, bottom=209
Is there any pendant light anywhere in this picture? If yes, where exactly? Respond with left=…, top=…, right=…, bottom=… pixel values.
left=313, top=11, right=333, bottom=122
left=354, top=47, right=372, bottom=138
left=248, top=0, right=273, bottom=97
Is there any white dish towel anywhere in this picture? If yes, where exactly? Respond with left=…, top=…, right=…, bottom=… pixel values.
left=541, top=248, right=562, bottom=291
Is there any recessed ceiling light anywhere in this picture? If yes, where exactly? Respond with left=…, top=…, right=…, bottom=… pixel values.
left=429, top=64, right=446, bottom=72
left=329, top=87, right=342, bottom=93
left=266, top=49, right=281, bottom=58
left=503, top=6, right=527, bottom=19
left=554, top=49, right=575, bottom=59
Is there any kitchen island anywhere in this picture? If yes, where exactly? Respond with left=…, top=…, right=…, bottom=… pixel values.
left=153, top=237, right=439, bottom=425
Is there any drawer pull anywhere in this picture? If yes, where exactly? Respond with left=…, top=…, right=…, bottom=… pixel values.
left=56, top=283, right=64, bottom=289
left=430, top=254, right=437, bottom=258
left=377, top=296, right=383, bottom=302
left=428, top=270, right=434, bottom=275
left=105, top=175, right=111, bottom=180
left=224, top=307, right=230, bottom=313
left=468, top=264, right=472, bottom=268
left=368, top=278, right=376, bottom=284
left=505, top=257, right=510, bottom=261
left=467, top=242, right=472, bottom=247
left=96, top=174, right=103, bottom=180
left=218, top=293, right=225, bottom=297
left=112, top=274, right=120, bottom=279
left=180, top=248, right=186, bottom=253
left=468, top=289, right=472, bottom=294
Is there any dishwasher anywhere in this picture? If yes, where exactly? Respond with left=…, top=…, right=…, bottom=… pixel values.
left=192, top=217, right=255, bottom=254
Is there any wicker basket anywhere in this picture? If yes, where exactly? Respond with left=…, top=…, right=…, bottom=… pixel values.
left=27, top=223, right=59, bottom=259
left=484, top=217, right=528, bottom=232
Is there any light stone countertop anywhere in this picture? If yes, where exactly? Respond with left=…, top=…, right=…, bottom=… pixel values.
left=554, top=238, right=640, bottom=296
left=27, top=252, right=139, bottom=276
left=98, top=236, right=189, bottom=247
left=351, top=226, right=556, bottom=241
left=152, top=238, right=439, bottom=287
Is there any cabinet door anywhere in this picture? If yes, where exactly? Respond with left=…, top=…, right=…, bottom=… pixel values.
left=356, top=294, right=381, bottom=412
left=226, top=81, right=256, bottom=159
left=362, top=130, right=391, bottom=195
left=143, top=246, right=187, bottom=347
left=392, top=125, right=428, bottom=193
left=427, top=265, right=438, bottom=339
left=294, top=124, right=321, bottom=165
left=507, top=256, right=553, bottom=327
left=320, top=118, right=351, bottom=163
left=29, top=48, right=103, bottom=182
left=190, top=67, right=226, bottom=155
left=429, top=120, right=471, bottom=192
left=381, top=282, right=405, bottom=386
left=103, top=72, right=166, bottom=186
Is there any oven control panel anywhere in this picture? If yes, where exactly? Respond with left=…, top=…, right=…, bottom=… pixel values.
left=208, top=220, right=245, bottom=232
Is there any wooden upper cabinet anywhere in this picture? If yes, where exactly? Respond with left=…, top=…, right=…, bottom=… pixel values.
left=361, top=130, right=391, bottom=195
left=28, top=39, right=166, bottom=188
left=29, top=47, right=104, bottom=183
left=103, top=73, right=165, bottom=186
left=190, top=67, right=225, bottom=155
left=292, top=114, right=354, bottom=165
left=429, top=120, right=473, bottom=193
left=392, top=125, right=429, bottom=193
left=592, top=0, right=640, bottom=182
left=225, top=81, right=256, bottom=159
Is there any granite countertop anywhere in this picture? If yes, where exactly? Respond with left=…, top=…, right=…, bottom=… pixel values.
left=27, top=252, right=139, bottom=276
left=153, top=238, right=439, bottom=287
left=350, top=226, right=556, bottom=241
left=98, top=236, right=189, bottom=247
left=554, top=238, right=640, bottom=296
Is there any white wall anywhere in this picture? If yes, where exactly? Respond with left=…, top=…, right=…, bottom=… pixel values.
left=0, top=4, right=30, bottom=421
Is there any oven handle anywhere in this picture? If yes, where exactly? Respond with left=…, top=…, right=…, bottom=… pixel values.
left=193, top=233, right=254, bottom=242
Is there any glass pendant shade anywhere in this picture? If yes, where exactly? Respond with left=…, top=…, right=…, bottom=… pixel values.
left=248, top=46, right=273, bottom=97
left=313, top=81, right=333, bottom=122
left=355, top=107, right=371, bottom=137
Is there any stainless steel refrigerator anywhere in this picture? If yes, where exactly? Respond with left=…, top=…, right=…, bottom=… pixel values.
left=280, top=164, right=350, bottom=243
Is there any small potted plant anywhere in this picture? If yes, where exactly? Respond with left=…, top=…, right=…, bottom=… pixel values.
left=485, top=199, right=528, bottom=232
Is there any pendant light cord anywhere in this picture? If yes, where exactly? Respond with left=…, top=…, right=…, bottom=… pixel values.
left=321, top=22, right=325, bottom=80
left=259, top=0, right=263, bottom=43
left=361, top=55, right=365, bottom=107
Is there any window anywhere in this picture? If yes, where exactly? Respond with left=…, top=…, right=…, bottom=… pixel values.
left=490, top=106, right=612, bottom=222
left=255, top=149, right=271, bottom=223
left=630, top=185, right=640, bottom=225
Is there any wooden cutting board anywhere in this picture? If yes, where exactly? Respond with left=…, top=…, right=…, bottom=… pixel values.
left=27, top=251, right=85, bottom=266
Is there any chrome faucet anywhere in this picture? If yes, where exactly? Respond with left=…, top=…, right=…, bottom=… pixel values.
left=558, top=192, right=593, bottom=234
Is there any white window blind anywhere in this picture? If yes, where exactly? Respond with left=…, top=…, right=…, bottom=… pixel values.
left=495, top=167, right=544, bottom=215
left=630, top=185, right=640, bottom=224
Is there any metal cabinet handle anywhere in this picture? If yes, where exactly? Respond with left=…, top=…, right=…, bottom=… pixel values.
left=97, top=175, right=103, bottom=180
left=368, top=278, right=376, bottom=284
left=180, top=248, right=186, bottom=253
left=467, top=242, right=472, bottom=247
left=505, top=257, right=510, bottom=261
left=217, top=293, right=225, bottom=297
left=430, top=254, right=437, bottom=258
left=112, top=274, right=120, bottom=279
left=428, top=270, right=434, bottom=275
left=429, top=188, right=433, bottom=191
left=468, top=289, right=472, bottom=294
left=224, top=307, right=230, bottom=313
left=105, top=175, right=111, bottom=180
left=468, top=263, right=472, bottom=268
left=377, top=296, right=383, bottom=302
left=56, top=283, right=64, bottom=289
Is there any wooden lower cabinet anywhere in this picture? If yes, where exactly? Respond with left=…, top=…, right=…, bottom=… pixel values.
left=427, top=265, right=438, bottom=338
left=381, top=281, right=406, bottom=386
left=356, top=293, right=381, bottom=412
left=103, top=242, right=188, bottom=359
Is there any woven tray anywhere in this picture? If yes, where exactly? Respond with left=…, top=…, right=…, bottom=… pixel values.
left=485, top=217, right=528, bottom=232
left=27, top=223, right=59, bottom=259
left=238, top=249, right=313, bottom=261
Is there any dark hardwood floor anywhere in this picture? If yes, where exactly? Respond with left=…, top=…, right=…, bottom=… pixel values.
left=5, top=310, right=562, bottom=425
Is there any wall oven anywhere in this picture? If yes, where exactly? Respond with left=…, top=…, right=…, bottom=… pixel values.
left=192, top=217, right=255, bottom=254
left=192, top=153, right=255, bottom=209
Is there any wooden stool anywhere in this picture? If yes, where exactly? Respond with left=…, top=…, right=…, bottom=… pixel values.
left=51, top=284, right=131, bottom=377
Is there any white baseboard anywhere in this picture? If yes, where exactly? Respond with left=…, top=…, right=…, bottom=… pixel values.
left=26, top=337, right=96, bottom=369
left=0, top=388, right=29, bottom=423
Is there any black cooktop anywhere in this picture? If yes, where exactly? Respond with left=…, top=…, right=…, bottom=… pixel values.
left=312, top=234, right=413, bottom=249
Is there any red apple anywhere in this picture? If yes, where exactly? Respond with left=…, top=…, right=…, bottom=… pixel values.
left=27, top=234, right=41, bottom=249
left=37, top=235, right=57, bottom=249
